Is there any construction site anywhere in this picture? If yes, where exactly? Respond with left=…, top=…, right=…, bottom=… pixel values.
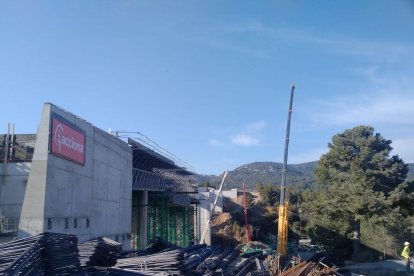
left=3, top=0, right=414, bottom=275
left=0, top=95, right=412, bottom=276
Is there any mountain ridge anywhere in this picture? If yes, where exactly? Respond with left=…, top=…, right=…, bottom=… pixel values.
left=196, top=162, right=414, bottom=191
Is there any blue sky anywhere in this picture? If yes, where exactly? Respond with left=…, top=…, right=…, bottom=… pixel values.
left=1, top=1, right=414, bottom=175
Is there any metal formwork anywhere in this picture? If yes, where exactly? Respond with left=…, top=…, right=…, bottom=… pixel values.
left=147, top=193, right=196, bottom=247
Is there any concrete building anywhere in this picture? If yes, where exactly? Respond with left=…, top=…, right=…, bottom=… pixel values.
left=0, top=134, right=34, bottom=236
left=0, top=103, right=197, bottom=248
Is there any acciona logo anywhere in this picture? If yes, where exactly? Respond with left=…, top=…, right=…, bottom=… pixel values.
left=53, top=123, right=84, bottom=154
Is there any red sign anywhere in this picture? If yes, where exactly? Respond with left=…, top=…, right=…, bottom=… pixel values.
left=50, top=117, right=85, bottom=165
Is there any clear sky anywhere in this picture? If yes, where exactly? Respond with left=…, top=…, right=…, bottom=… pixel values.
left=1, top=1, right=414, bottom=175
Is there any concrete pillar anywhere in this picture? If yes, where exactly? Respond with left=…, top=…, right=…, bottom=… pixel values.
left=131, top=191, right=138, bottom=249
left=139, top=190, right=148, bottom=248
left=18, top=104, right=52, bottom=237
left=199, top=190, right=212, bottom=245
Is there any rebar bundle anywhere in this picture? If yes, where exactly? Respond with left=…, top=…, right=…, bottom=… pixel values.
left=181, top=246, right=213, bottom=271
left=0, top=234, right=44, bottom=275
left=41, top=232, right=81, bottom=275
left=115, top=248, right=184, bottom=275
left=0, top=232, right=81, bottom=276
left=181, top=243, right=207, bottom=255
left=215, top=247, right=240, bottom=271
left=145, top=237, right=178, bottom=254
left=196, top=246, right=236, bottom=274
left=232, top=258, right=252, bottom=275
left=78, top=237, right=122, bottom=267
left=235, top=260, right=254, bottom=276
left=106, top=267, right=152, bottom=275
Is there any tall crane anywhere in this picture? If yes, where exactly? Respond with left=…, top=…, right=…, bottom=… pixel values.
left=277, top=83, right=295, bottom=256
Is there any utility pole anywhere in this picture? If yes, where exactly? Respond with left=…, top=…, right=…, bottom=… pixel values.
left=277, top=83, right=295, bottom=256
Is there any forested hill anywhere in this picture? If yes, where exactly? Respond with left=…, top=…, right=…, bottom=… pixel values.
left=196, top=161, right=414, bottom=191
left=196, top=161, right=318, bottom=191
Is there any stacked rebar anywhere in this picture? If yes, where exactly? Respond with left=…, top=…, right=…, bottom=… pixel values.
left=145, top=237, right=177, bottom=254
left=115, top=248, right=184, bottom=275
left=0, top=234, right=44, bottom=275
left=206, top=247, right=232, bottom=272
left=0, top=232, right=81, bottom=275
left=42, top=232, right=81, bottom=275
left=106, top=267, right=151, bottom=275
left=181, top=246, right=213, bottom=271
left=1, top=233, right=277, bottom=275
left=181, top=243, right=207, bottom=255
left=79, top=237, right=122, bottom=267
left=194, top=246, right=225, bottom=273
left=215, top=247, right=240, bottom=274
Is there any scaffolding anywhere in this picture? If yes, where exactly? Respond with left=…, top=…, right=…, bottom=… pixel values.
left=147, top=193, right=196, bottom=247
left=128, top=137, right=198, bottom=249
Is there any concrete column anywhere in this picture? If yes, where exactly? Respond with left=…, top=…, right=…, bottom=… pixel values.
left=139, top=190, right=148, bottom=248
left=199, top=190, right=212, bottom=245
left=18, top=104, right=51, bottom=237
left=131, top=191, right=138, bottom=249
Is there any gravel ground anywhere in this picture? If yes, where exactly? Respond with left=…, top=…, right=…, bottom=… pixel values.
left=339, top=259, right=414, bottom=275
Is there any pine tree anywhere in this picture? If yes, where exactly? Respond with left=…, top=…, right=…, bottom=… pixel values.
left=303, top=125, right=409, bottom=260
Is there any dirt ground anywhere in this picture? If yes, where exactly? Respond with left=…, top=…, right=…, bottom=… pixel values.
left=211, top=193, right=277, bottom=245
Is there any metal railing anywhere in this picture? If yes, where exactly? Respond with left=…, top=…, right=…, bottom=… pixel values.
left=0, top=217, right=18, bottom=233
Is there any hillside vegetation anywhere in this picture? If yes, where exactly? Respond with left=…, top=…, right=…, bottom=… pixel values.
left=196, top=126, right=414, bottom=263
left=196, top=161, right=317, bottom=191
left=196, top=161, right=413, bottom=191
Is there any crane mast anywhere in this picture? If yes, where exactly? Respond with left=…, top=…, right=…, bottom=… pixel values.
left=277, top=83, right=295, bottom=256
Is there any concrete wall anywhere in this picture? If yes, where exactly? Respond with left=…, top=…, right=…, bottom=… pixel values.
left=18, top=103, right=132, bottom=248
left=198, top=187, right=238, bottom=213
left=197, top=187, right=238, bottom=245
left=222, top=188, right=238, bottom=200
left=0, top=162, right=30, bottom=231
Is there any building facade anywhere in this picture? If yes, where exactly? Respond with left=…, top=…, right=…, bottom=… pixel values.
left=0, top=103, right=198, bottom=249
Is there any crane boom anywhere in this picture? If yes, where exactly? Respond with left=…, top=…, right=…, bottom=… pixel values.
left=277, top=83, right=295, bottom=256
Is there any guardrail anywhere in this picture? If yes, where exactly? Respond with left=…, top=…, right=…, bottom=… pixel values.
left=0, top=216, right=18, bottom=233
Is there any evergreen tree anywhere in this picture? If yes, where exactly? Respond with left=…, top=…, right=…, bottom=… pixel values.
left=256, top=183, right=280, bottom=206
left=303, top=125, right=409, bottom=260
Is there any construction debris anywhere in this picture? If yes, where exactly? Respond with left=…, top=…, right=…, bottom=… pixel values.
left=0, top=232, right=345, bottom=275
left=264, top=255, right=282, bottom=276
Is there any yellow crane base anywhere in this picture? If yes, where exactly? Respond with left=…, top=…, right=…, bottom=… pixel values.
left=277, top=202, right=289, bottom=256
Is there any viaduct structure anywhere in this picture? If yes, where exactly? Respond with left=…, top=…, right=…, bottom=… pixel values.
left=0, top=103, right=198, bottom=249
